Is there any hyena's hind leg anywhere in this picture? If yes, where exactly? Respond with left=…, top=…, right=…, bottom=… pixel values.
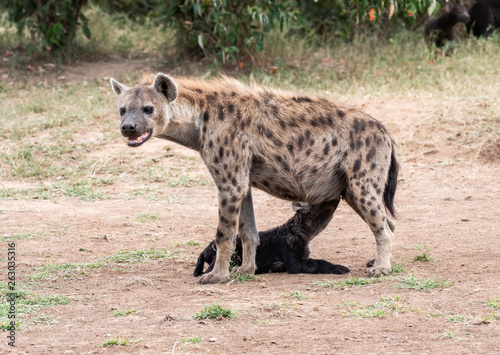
left=344, top=185, right=395, bottom=277
left=366, top=215, right=396, bottom=268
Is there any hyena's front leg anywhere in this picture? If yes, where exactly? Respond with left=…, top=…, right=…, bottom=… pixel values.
left=198, top=186, right=244, bottom=284
left=233, top=188, right=259, bottom=275
left=198, top=147, right=251, bottom=284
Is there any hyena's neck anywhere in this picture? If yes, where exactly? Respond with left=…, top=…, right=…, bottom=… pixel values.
left=157, top=101, right=203, bottom=151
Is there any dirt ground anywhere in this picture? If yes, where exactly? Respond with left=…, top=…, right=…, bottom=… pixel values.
left=1, top=61, right=499, bottom=354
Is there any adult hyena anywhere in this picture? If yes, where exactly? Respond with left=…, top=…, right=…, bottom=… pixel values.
left=110, top=73, right=399, bottom=284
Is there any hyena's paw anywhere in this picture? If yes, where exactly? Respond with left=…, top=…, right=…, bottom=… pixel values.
left=366, top=257, right=376, bottom=268
left=232, top=263, right=256, bottom=276
left=197, top=270, right=230, bottom=284
left=367, top=264, right=391, bottom=278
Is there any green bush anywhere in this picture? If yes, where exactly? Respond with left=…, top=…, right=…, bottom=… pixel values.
left=2, top=0, right=91, bottom=53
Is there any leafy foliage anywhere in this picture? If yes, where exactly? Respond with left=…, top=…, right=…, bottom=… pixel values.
left=2, top=0, right=90, bottom=53
left=0, top=0, right=441, bottom=60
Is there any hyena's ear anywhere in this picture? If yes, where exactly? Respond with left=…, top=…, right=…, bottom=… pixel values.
left=110, top=78, right=129, bottom=96
left=153, top=73, right=178, bottom=102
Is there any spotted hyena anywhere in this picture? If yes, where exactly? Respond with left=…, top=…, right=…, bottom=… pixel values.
left=110, top=73, right=400, bottom=284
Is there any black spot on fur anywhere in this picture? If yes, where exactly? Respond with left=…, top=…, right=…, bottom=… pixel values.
left=371, top=163, right=377, bottom=170
left=365, top=137, right=371, bottom=147
left=370, top=209, right=376, bottom=217
left=216, top=229, right=223, bottom=238
left=228, top=205, right=237, bottom=214
left=219, top=147, right=224, bottom=158
left=221, top=198, right=227, bottom=207
left=203, top=111, right=210, bottom=122
left=323, top=143, right=330, bottom=155
left=332, top=137, right=338, bottom=147
left=292, top=96, right=313, bottom=103
left=305, top=130, right=311, bottom=141
left=298, top=136, right=304, bottom=150
left=287, top=143, right=294, bottom=154
left=353, top=159, right=361, bottom=173
left=337, top=109, right=346, bottom=118
left=218, top=105, right=225, bottom=121
left=228, top=103, right=235, bottom=114
left=195, top=89, right=203, bottom=94
left=214, top=156, right=219, bottom=164
left=366, top=147, right=376, bottom=162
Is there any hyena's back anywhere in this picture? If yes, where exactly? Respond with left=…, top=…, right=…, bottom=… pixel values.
left=217, top=91, right=395, bottom=207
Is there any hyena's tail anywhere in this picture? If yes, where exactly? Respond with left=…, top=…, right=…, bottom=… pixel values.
left=383, top=143, right=399, bottom=218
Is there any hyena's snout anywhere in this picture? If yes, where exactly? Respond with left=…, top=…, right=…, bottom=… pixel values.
left=120, top=118, right=152, bottom=148
left=121, top=121, right=138, bottom=135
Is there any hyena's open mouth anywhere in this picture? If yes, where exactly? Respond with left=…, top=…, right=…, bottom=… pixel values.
left=127, top=131, right=152, bottom=147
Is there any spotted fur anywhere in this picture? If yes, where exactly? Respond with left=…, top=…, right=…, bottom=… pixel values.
left=110, top=73, right=400, bottom=284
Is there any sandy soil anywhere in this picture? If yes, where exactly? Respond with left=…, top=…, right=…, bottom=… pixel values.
left=1, top=60, right=499, bottom=354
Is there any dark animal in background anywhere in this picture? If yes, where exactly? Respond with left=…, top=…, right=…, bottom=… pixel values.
left=467, top=0, right=500, bottom=37
left=194, top=199, right=351, bottom=276
left=425, top=2, right=470, bottom=47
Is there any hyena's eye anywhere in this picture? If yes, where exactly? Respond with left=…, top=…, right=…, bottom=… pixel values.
left=144, top=106, right=154, bottom=114
left=119, top=107, right=126, bottom=116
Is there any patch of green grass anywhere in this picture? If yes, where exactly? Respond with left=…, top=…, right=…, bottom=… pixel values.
left=391, top=263, right=406, bottom=274
left=113, top=309, right=138, bottom=317
left=229, top=273, right=257, bottom=283
left=313, top=277, right=376, bottom=288
left=27, top=248, right=175, bottom=281
left=0, top=232, right=36, bottom=241
left=282, top=291, right=311, bottom=300
left=252, top=319, right=273, bottom=326
left=412, top=245, right=429, bottom=250
left=136, top=213, right=159, bottom=223
left=31, top=314, right=61, bottom=326
left=0, top=283, right=70, bottom=329
left=194, top=303, right=234, bottom=320
left=88, top=235, right=106, bottom=239
left=440, top=330, right=459, bottom=340
left=339, top=301, right=360, bottom=308
left=412, top=251, right=434, bottom=262
left=104, top=249, right=171, bottom=263
left=397, top=274, right=453, bottom=292
left=429, top=312, right=444, bottom=318
left=347, top=308, right=389, bottom=318
left=181, top=335, right=202, bottom=344
left=100, top=337, right=131, bottom=347
left=168, top=174, right=211, bottom=188
left=486, top=296, right=500, bottom=310
left=481, top=313, right=500, bottom=324
left=65, top=185, right=104, bottom=202
left=182, top=240, right=201, bottom=247
left=447, top=315, right=467, bottom=323
left=341, top=295, right=415, bottom=319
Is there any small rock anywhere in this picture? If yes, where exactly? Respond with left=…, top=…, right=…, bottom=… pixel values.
left=313, top=307, right=319, bottom=311
left=209, top=338, right=217, bottom=342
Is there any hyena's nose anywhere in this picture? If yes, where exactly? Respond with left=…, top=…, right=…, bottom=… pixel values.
left=121, top=122, right=137, bottom=134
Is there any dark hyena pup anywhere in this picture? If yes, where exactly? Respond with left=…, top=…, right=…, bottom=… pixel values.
left=194, top=199, right=350, bottom=276
left=424, top=2, right=470, bottom=48
left=110, top=73, right=399, bottom=284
